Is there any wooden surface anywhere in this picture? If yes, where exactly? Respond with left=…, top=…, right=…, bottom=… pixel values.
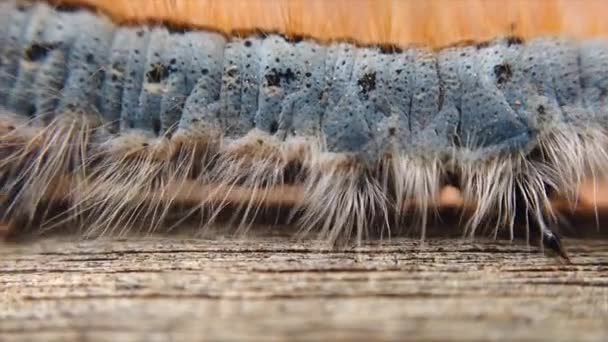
left=1, top=235, right=607, bottom=341
left=54, top=0, right=608, bottom=47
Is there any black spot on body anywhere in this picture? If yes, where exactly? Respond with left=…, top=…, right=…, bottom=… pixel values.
left=85, top=53, right=94, bottom=64
left=358, top=72, right=377, bottom=94
left=145, top=63, right=168, bottom=83
left=266, top=72, right=280, bottom=87
left=494, top=64, right=512, bottom=85
left=227, top=69, right=237, bottom=77
left=506, top=36, right=524, bottom=46
left=475, top=41, right=490, bottom=49
left=26, top=104, right=36, bottom=117
left=153, top=119, right=161, bottom=135
left=269, top=120, right=279, bottom=134
left=537, top=105, right=545, bottom=115
left=265, top=68, right=296, bottom=87
left=377, top=44, right=402, bottom=54
left=25, top=43, right=58, bottom=62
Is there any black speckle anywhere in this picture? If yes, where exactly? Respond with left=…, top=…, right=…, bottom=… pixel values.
left=358, top=72, right=377, bottom=94
left=201, top=68, right=209, bottom=75
left=24, top=43, right=58, bottom=62
left=475, top=41, right=490, bottom=49
left=26, top=104, right=36, bottom=117
left=244, top=40, right=252, bottom=47
left=493, top=63, right=512, bottom=85
left=378, top=44, right=402, bottom=54
left=265, top=71, right=281, bottom=87
left=537, top=105, right=545, bottom=115
left=265, top=68, right=295, bottom=87
left=136, top=30, right=145, bottom=37
left=269, top=120, right=279, bottom=134
left=285, top=35, right=304, bottom=44
left=388, top=127, right=396, bottom=136
left=111, top=74, right=118, bottom=82
left=85, top=53, right=95, bottom=64
left=145, top=63, right=169, bottom=83
left=170, top=58, right=176, bottom=65
left=305, top=72, right=312, bottom=77
left=153, top=119, right=161, bottom=135
left=227, top=68, right=238, bottom=77
left=506, top=36, right=524, bottom=46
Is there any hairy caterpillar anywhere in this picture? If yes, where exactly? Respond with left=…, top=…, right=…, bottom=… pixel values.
left=2, top=0, right=608, bottom=261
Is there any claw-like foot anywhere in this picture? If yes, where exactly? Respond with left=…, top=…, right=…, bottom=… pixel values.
left=542, top=228, right=571, bottom=263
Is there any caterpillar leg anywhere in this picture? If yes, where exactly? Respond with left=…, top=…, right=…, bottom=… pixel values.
left=513, top=184, right=571, bottom=262
left=542, top=228, right=569, bottom=262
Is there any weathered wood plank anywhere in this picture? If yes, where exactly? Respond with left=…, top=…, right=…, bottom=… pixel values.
left=1, top=236, right=607, bottom=341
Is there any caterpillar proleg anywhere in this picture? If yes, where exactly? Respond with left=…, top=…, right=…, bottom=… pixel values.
left=2, top=0, right=608, bottom=261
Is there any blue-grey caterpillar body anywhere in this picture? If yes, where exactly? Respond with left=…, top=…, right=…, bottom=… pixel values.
left=2, top=1, right=607, bottom=259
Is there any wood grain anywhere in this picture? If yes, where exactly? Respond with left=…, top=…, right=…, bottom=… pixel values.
left=52, top=0, right=608, bottom=47
left=1, top=235, right=607, bottom=341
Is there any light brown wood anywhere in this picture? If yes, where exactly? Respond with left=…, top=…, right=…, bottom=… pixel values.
left=53, top=0, right=608, bottom=47
left=1, top=235, right=607, bottom=341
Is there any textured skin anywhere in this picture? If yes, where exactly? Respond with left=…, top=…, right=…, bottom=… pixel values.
left=0, top=2, right=606, bottom=162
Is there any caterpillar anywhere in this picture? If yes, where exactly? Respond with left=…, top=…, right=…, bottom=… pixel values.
left=2, top=0, right=608, bottom=261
